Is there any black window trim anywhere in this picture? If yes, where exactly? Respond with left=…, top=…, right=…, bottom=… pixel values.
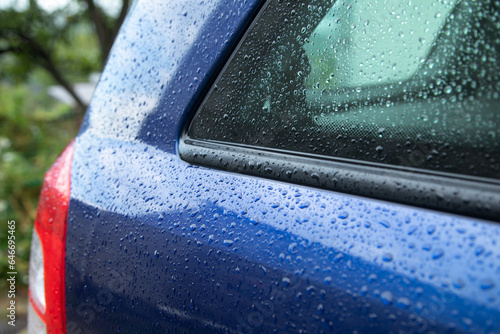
left=179, top=137, right=500, bottom=222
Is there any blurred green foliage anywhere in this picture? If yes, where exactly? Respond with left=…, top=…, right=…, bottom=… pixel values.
left=0, top=74, right=80, bottom=289
left=0, top=0, right=130, bottom=291
left=0, top=1, right=105, bottom=110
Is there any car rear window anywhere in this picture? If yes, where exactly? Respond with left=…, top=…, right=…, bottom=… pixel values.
left=188, top=0, right=500, bottom=181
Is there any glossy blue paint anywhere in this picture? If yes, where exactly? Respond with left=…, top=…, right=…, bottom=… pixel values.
left=65, top=0, right=500, bottom=333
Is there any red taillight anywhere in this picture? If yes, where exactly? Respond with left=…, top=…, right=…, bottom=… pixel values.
left=28, top=141, right=74, bottom=334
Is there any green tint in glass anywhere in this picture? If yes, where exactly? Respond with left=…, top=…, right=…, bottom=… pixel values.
left=189, top=0, right=500, bottom=180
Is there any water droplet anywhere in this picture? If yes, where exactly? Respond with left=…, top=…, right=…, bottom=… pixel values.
left=427, top=225, right=436, bottom=235
left=223, top=239, right=234, bottom=247
left=453, top=278, right=465, bottom=289
left=282, top=277, right=291, bottom=287
left=408, top=226, right=418, bottom=235
left=306, top=285, right=316, bottom=295
left=260, top=266, right=267, bottom=275
left=379, top=220, right=390, bottom=228
left=333, top=253, right=343, bottom=263
left=382, top=253, right=393, bottom=262
left=381, top=291, right=393, bottom=305
left=337, top=212, right=349, bottom=219
left=480, top=278, right=495, bottom=290
left=432, top=249, right=444, bottom=260
left=475, top=246, right=485, bottom=256
left=299, top=201, right=311, bottom=209
left=396, top=297, right=410, bottom=309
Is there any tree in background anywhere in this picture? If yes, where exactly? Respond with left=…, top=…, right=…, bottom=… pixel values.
left=0, top=0, right=130, bottom=111
left=83, top=0, right=130, bottom=67
left=0, top=0, right=130, bottom=290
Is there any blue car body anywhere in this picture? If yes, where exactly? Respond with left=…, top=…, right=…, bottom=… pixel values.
left=61, top=0, right=499, bottom=333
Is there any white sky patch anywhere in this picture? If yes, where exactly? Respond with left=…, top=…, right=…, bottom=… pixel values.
left=0, top=0, right=28, bottom=10
left=38, top=0, right=68, bottom=11
left=0, top=0, right=121, bottom=15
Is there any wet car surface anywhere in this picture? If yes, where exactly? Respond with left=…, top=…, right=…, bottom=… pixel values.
left=29, top=0, right=500, bottom=333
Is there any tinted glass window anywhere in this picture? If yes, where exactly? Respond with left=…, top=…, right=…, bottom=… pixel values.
left=188, top=0, right=500, bottom=180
